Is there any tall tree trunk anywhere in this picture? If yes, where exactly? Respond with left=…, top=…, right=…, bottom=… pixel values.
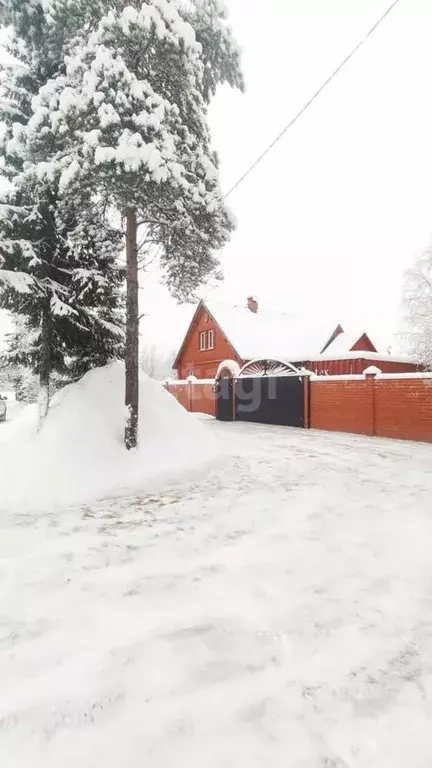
left=125, top=206, right=139, bottom=450
left=38, top=303, right=51, bottom=431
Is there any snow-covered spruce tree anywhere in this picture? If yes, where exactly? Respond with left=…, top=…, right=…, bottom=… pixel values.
left=0, top=316, right=70, bottom=400
left=0, top=362, right=14, bottom=393
left=0, top=7, right=125, bottom=426
left=403, top=249, right=432, bottom=369
left=28, top=0, right=244, bottom=448
left=0, top=188, right=125, bottom=425
left=6, top=363, right=40, bottom=403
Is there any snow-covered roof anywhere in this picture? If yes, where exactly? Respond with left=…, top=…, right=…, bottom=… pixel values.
left=205, top=299, right=337, bottom=361
left=323, top=330, right=375, bottom=355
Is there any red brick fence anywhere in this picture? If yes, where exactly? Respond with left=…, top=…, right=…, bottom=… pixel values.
left=166, top=380, right=216, bottom=417
left=166, top=373, right=432, bottom=443
left=309, top=373, right=432, bottom=442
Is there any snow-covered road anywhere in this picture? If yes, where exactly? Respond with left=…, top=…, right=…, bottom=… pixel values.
left=1, top=420, right=432, bottom=767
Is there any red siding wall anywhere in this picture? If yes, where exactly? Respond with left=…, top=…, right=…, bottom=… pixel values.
left=297, top=358, right=420, bottom=376
left=176, top=305, right=241, bottom=380
left=310, top=377, right=432, bottom=442
left=374, top=360, right=420, bottom=374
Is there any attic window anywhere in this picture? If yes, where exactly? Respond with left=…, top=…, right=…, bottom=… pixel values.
left=199, top=330, right=215, bottom=351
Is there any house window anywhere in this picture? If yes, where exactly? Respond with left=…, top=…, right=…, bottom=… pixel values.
left=199, top=329, right=215, bottom=351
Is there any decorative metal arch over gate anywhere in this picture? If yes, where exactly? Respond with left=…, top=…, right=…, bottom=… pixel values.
left=238, top=359, right=302, bottom=378
left=216, top=358, right=307, bottom=428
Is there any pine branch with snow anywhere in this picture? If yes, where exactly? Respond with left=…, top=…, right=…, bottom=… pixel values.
left=25, top=0, right=242, bottom=297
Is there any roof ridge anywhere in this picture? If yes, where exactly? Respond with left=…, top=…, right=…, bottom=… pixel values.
left=204, top=297, right=299, bottom=321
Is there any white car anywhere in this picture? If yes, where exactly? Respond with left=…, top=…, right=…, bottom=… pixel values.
left=0, top=397, right=7, bottom=422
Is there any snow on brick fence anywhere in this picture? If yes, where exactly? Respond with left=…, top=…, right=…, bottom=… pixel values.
left=167, top=374, right=432, bottom=443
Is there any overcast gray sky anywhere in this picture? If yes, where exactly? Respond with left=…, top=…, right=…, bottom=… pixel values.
left=2, top=0, right=432, bottom=355
left=141, top=0, right=432, bottom=354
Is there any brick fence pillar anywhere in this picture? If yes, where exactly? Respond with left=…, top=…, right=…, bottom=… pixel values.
left=364, top=366, right=381, bottom=437
left=303, top=375, right=311, bottom=428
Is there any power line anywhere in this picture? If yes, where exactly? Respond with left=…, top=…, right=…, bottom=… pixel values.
left=224, top=0, right=402, bottom=199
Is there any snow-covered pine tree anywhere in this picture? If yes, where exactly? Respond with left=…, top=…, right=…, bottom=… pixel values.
left=0, top=5, right=125, bottom=426
left=27, top=0, right=244, bottom=448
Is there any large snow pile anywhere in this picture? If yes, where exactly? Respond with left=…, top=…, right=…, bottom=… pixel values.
left=0, top=362, right=216, bottom=512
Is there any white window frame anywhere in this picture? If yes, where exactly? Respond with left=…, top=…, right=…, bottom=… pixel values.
left=199, top=331, right=206, bottom=351
left=207, top=329, right=215, bottom=350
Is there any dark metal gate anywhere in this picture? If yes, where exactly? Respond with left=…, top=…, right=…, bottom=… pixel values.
left=235, top=375, right=304, bottom=427
left=215, top=378, right=234, bottom=421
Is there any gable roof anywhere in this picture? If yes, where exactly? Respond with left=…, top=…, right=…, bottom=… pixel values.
left=173, top=299, right=381, bottom=368
left=201, top=299, right=342, bottom=362
left=173, top=301, right=206, bottom=369
left=323, top=330, right=377, bottom=356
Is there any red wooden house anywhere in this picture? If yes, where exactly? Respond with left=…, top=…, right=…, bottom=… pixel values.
left=173, top=297, right=420, bottom=379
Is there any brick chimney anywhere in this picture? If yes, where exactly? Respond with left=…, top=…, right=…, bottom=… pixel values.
left=247, top=296, right=258, bottom=313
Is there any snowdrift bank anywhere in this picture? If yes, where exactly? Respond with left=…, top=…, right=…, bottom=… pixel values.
left=0, top=363, right=217, bottom=512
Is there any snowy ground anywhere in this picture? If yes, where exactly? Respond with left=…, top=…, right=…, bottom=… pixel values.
left=1, top=419, right=432, bottom=767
